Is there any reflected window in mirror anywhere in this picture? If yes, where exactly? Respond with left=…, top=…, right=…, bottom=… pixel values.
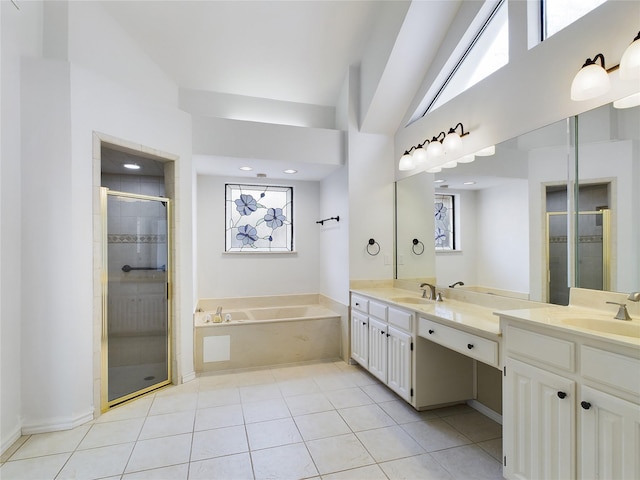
left=435, top=194, right=457, bottom=251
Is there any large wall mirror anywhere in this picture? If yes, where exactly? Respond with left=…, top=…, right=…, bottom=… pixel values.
left=395, top=101, right=639, bottom=304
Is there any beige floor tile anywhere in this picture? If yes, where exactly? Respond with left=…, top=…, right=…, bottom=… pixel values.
left=139, top=410, right=195, bottom=440
left=314, top=372, right=358, bottom=391
left=277, top=377, right=321, bottom=397
left=57, top=442, right=134, bottom=479
left=401, top=419, right=472, bottom=452
left=79, top=417, right=145, bottom=450
left=197, top=387, right=240, bottom=409
left=239, top=383, right=283, bottom=403
left=379, top=399, right=438, bottom=424
left=477, top=437, right=503, bottom=462
left=338, top=404, right=395, bottom=432
left=246, top=417, right=302, bottom=450
left=356, top=425, right=425, bottom=462
left=122, top=463, right=189, bottom=479
left=380, top=453, right=454, bottom=480
left=10, top=424, right=92, bottom=460
left=322, top=463, right=388, bottom=480
left=294, top=410, right=351, bottom=441
left=233, top=369, right=277, bottom=387
left=198, top=373, right=241, bottom=390
left=360, top=383, right=399, bottom=403
left=306, top=433, right=374, bottom=475
left=0, top=452, right=70, bottom=480
left=191, top=425, right=248, bottom=462
left=242, top=398, right=290, bottom=423
left=148, top=392, right=198, bottom=416
left=285, top=392, right=334, bottom=416
left=95, top=396, right=154, bottom=424
left=0, top=435, right=29, bottom=462
left=433, top=403, right=475, bottom=417
left=125, top=433, right=192, bottom=473
left=441, top=411, right=502, bottom=443
left=251, top=442, right=318, bottom=480
left=429, top=444, right=503, bottom=480
left=188, top=453, right=253, bottom=480
left=325, top=387, right=374, bottom=409
left=194, top=403, right=244, bottom=431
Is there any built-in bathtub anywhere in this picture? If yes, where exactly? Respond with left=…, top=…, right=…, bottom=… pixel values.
left=194, top=295, right=342, bottom=373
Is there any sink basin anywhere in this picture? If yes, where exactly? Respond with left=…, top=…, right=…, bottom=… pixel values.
left=560, top=317, right=640, bottom=338
left=391, top=297, right=432, bottom=305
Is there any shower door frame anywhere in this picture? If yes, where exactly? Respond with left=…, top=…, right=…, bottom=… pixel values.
left=100, top=188, right=173, bottom=411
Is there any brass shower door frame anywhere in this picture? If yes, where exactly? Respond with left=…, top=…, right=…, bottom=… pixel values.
left=100, top=188, right=173, bottom=411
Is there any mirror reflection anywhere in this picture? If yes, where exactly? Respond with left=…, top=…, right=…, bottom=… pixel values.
left=395, top=102, right=639, bottom=304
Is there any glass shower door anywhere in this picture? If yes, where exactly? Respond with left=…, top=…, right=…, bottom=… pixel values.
left=103, top=190, right=171, bottom=408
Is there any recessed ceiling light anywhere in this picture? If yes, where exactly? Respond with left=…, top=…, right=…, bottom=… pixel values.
left=464, top=181, right=476, bottom=185
left=239, top=166, right=253, bottom=171
left=123, top=163, right=140, bottom=170
left=283, top=169, right=298, bottom=174
left=434, top=179, right=446, bottom=183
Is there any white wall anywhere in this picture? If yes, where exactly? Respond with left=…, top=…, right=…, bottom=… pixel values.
left=197, top=175, right=320, bottom=298
left=1, top=0, right=43, bottom=452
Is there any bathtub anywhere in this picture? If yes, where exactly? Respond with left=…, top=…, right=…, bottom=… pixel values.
left=194, top=297, right=342, bottom=373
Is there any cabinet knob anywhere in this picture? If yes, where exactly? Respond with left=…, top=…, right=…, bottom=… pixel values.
left=355, top=303, right=360, bottom=306
left=428, top=329, right=434, bottom=334
left=362, top=322, right=367, bottom=326
left=467, top=344, right=474, bottom=349
left=386, top=333, right=390, bottom=337
left=557, top=391, right=567, bottom=399
left=581, top=401, right=592, bottom=410
left=380, top=330, right=385, bottom=334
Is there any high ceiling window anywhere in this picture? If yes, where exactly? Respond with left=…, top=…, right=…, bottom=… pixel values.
left=542, top=0, right=607, bottom=40
left=412, top=0, right=509, bottom=121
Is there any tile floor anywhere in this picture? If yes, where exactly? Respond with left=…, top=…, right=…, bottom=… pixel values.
left=1, top=360, right=504, bottom=479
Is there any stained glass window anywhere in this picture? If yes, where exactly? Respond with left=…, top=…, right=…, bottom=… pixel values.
left=225, top=184, right=293, bottom=252
left=435, top=194, right=455, bottom=250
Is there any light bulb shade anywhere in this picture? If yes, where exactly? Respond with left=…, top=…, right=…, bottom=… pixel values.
left=426, top=166, right=442, bottom=173
left=475, top=145, right=495, bottom=156
left=426, top=140, right=444, bottom=159
left=442, top=132, right=462, bottom=152
left=398, top=152, right=416, bottom=171
left=441, top=160, right=458, bottom=169
left=412, top=146, right=428, bottom=165
left=620, top=35, right=640, bottom=80
left=457, top=154, right=475, bottom=163
left=571, top=62, right=611, bottom=101
left=613, top=92, right=640, bottom=109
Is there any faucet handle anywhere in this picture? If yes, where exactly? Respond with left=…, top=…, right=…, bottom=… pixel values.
left=606, top=301, right=632, bottom=321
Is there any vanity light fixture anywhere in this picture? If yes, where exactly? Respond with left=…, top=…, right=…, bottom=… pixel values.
left=613, top=92, right=640, bottom=109
left=571, top=53, right=612, bottom=101
left=457, top=153, right=475, bottom=163
left=399, top=150, right=416, bottom=171
left=441, top=160, right=458, bottom=169
left=442, top=123, right=468, bottom=153
left=399, top=122, right=471, bottom=171
left=283, top=169, right=298, bottom=174
left=475, top=145, right=495, bottom=156
left=426, top=132, right=446, bottom=159
left=619, top=31, right=640, bottom=80
left=123, top=163, right=140, bottom=170
left=426, top=166, right=442, bottom=173
left=412, top=142, right=429, bottom=165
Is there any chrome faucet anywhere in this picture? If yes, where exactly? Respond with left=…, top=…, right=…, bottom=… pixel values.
left=628, top=292, right=640, bottom=302
left=419, top=283, right=436, bottom=300
left=449, top=281, right=464, bottom=288
left=606, top=301, right=631, bottom=320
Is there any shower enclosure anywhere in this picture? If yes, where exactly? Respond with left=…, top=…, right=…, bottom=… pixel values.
left=101, top=189, right=172, bottom=409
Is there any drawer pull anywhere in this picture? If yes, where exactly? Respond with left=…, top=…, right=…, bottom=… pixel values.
left=557, top=391, right=567, bottom=399
left=467, top=344, right=474, bottom=350
left=581, top=401, right=592, bottom=410
left=428, top=329, right=434, bottom=334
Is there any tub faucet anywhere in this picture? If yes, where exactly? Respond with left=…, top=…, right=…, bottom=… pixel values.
left=628, top=292, right=640, bottom=302
left=449, top=281, right=465, bottom=288
left=216, top=306, right=222, bottom=316
left=420, top=283, right=436, bottom=300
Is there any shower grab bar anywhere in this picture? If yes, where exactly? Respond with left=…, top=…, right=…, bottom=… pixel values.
left=121, top=264, right=166, bottom=272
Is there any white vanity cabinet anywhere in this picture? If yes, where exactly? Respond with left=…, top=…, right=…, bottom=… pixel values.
left=501, top=319, right=640, bottom=480
left=350, top=293, right=413, bottom=403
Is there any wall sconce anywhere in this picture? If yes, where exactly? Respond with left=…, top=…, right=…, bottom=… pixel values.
left=399, top=123, right=471, bottom=172
left=442, top=123, right=466, bottom=153
left=426, top=132, right=446, bottom=159
left=571, top=31, right=640, bottom=102
left=398, top=150, right=416, bottom=171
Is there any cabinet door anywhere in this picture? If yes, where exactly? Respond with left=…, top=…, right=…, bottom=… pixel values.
left=387, top=326, right=412, bottom=402
left=351, top=311, right=369, bottom=368
left=368, top=318, right=387, bottom=383
left=504, top=358, right=575, bottom=480
left=579, top=385, right=640, bottom=480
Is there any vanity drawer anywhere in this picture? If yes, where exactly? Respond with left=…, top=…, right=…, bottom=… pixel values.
left=419, top=317, right=498, bottom=367
left=505, top=325, right=575, bottom=372
left=388, top=307, right=412, bottom=332
left=581, top=345, right=640, bottom=397
left=369, top=300, right=388, bottom=321
left=351, top=294, right=369, bottom=314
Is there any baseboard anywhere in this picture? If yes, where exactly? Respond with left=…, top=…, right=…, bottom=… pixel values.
left=467, top=399, right=502, bottom=425
left=181, top=371, right=197, bottom=383
left=1, top=425, right=22, bottom=456
left=21, top=408, right=94, bottom=436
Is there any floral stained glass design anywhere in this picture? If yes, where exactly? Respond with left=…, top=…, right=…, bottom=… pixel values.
left=435, top=194, right=455, bottom=250
left=225, top=184, right=293, bottom=252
